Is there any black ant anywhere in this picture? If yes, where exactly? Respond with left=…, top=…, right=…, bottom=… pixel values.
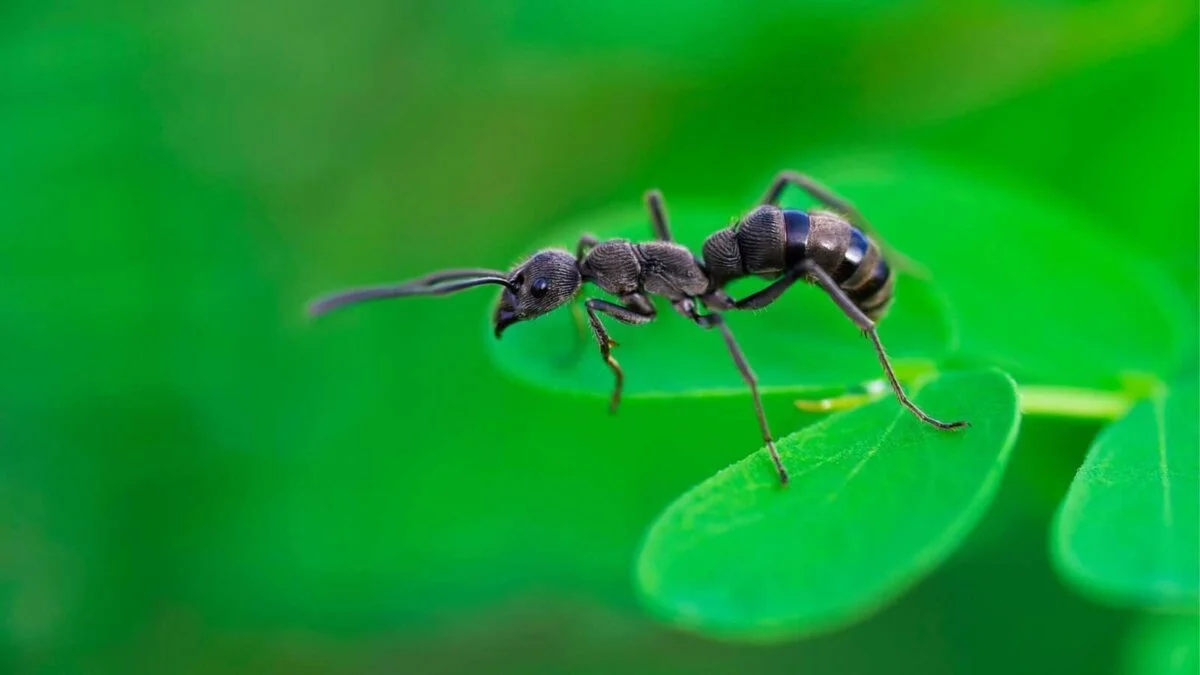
left=308, top=171, right=968, bottom=484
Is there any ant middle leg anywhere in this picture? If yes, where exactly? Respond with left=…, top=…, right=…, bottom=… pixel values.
left=584, top=294, right=656, bottom=414
left=675, top=300, right=789, bottom=485
left=644, top=189, right=673, bottom=241
left=698, top=267, right=804, bottom=313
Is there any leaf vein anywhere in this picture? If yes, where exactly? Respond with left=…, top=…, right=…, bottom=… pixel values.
left=823, top=406, right=908, bottom=504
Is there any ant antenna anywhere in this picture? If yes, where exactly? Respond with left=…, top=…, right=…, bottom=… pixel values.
left=307, top=271, right=516, bottom=317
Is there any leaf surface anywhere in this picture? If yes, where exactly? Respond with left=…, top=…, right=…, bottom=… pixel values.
left=635, top=369, right=1020, bottom=640
left=1053, top=378, right=1200, bottom=610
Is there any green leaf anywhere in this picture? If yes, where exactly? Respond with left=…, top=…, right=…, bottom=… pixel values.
left=488, top=202, right=955, bottom=399
left=634, top=369, right=1020, bottom=641
left=772, top=152, right=1190, bottom=391
left=1052, top=378, right=1200, bottom=611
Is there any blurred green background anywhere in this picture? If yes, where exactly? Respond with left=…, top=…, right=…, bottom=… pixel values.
left=1, top=1, right=1196, bottom=673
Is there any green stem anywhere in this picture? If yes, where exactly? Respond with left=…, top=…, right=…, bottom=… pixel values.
left=1017, top=386, right=1135, bottom=420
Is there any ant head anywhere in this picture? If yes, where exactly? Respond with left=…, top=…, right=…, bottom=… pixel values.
left=494, top=249, right=581, bottom=338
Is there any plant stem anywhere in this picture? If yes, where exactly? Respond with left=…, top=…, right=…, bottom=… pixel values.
left=1018, top=386, right=1135, bottom=420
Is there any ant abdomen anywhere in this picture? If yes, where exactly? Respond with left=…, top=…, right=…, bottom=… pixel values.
left=802, top=211, right=894, bottom=320
left=702, top=207, right=894, bottom=320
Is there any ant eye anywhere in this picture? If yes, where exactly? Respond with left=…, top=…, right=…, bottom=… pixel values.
left=530, top=277, right=550, bottom=298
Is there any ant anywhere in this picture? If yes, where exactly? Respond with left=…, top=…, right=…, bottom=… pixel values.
left=307, top=171, right=968, bottom=484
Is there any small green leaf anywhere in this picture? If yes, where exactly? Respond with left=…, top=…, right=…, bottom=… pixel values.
left=635, top=369, right=1020, bottom=641
left=488, top=202, right=954, bottom=399
left=1052, top=378, right=1200, bottom=611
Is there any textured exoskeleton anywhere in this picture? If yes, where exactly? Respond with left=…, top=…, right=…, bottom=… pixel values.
left=307, top=171, right=967, bottom=485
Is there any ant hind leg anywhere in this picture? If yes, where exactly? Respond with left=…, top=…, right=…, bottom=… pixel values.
left=799, top=260, right=967, bottom=430
left=760, top=171, right=930, bottom=279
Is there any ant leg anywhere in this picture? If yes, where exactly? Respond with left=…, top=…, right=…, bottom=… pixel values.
left=762, top=171, right=853, bottom=211
left=585, top=295, right=656, bottom=414
left=726, top=269, right=805, bottom=310
left=800, top=260, right=967, bottom=430
left=576, top=234, right=600, bottom=261
left=699, top=267, right=805, bottom=312
left=761, top=170, right=799, bottom=207
left=645, top=189, right=673, bottom=241
left=714, top=264, right=963, bottom=429
left=760, top=171, right=928, bottom=278
left=677, top=301, right=788, bottom=484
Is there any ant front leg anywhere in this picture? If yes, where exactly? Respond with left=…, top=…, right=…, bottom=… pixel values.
left=569, top=235, right=601, bottom=358
left=644, top=189, right=673, bottom=241
left=584, top=294, right=656, bottom=414
left=760, top=171, right=929, bottom=278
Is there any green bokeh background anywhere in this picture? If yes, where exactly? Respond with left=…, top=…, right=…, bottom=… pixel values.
left=1, top=1, right=1196, bottom=673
